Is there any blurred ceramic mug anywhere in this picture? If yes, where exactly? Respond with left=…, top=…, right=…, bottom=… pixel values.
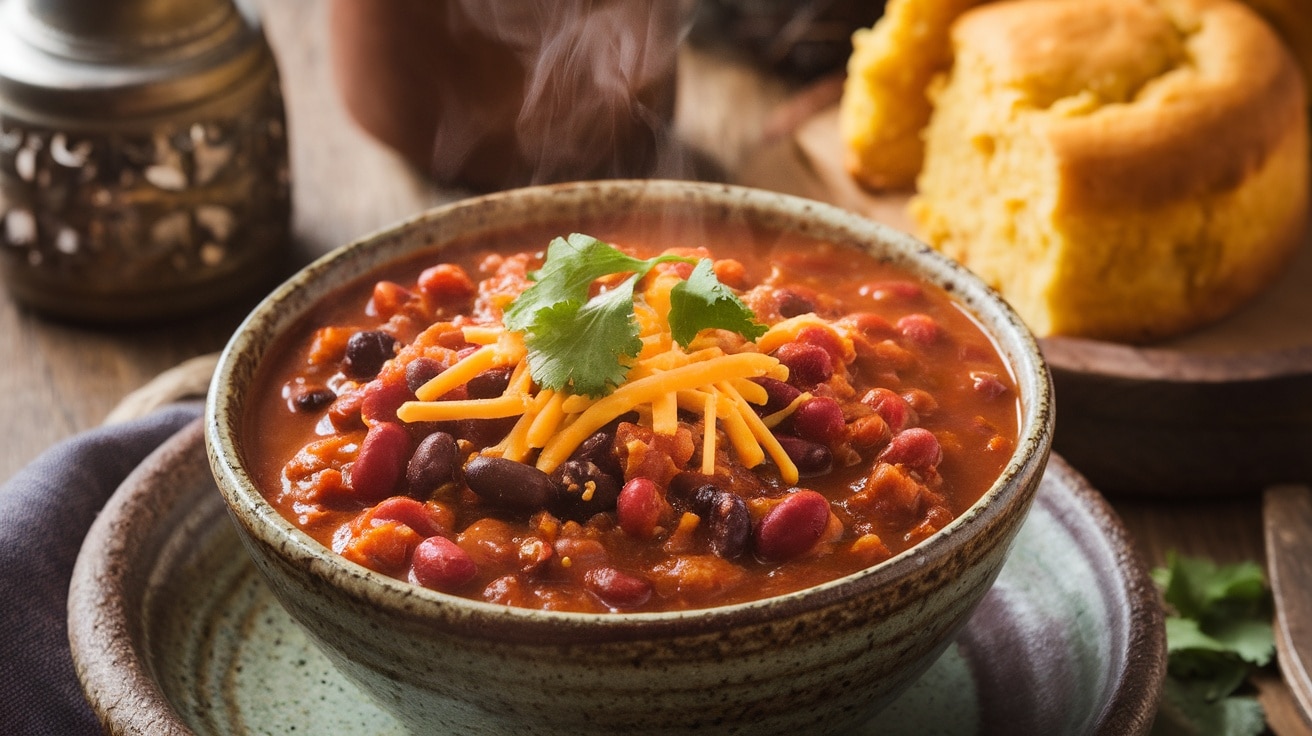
left=329, top=0, right=682, bottom=192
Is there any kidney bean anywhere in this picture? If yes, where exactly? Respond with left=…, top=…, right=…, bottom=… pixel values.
left=774, top=287, right=816, bottom=318
left=848, top=414, right=890, bottom=450
left=755, top=490, right=831, bottom=561
left=351, top=422, right=412, bottom=501
left=369, top=281, right=418, bottom=320
left=790, top=396, right=845, bottom=444
left=775, top=435, right=833, bottom=477
left=407, top=431, right=458, bottom=493
left=405, top=356, right=447, bottom=394
left=879, top=428, right=942, bottom=471
left=752, top=377, right=801, bottom=415
left=617, top=477, right=665, bottom=538
left=843, top=312, right=897, bottom=341
left=464, top=456, right=560, bottom=511
left=584, top=566, right=653, bottom=609
left=860, top=280, right=923, bottom=303
left=861, top=388, right=917, bottom=433
left=361, top=378, right=413, bottom=423
left=466, top=366, right=513, bottom=399
left=291, top=386, right=335, bottom=413
left=409, top=536, right=477, bottom=591
left=897, top=314, right=941, bottom=347
left=970, top=370, right=1009, bottom=400
left=328, top=386, right=366, bottom=431
left=691, top=486, right=750, bottom=560
left=552, top=459, right=621, bottom=521
left=343, top=330, right=398, bottom=380
left=796, top=325, right=845, bottom=365
left=371, top=496, right=447, bottom=538
left=901, top=388, right=938, bottom=416
left=418, top=263, right=476, bottom=302
left=773, top=342, right=833, bottom=389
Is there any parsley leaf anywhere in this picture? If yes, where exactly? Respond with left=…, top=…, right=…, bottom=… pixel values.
left=1150, top=552, right=1274, bottom=736
left=669, top=259, right=768, bottom=346
left=504, top=234, right=767, bottom=397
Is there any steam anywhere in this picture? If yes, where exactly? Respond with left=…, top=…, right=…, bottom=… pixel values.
left=430, top=1, right=687, bottom=191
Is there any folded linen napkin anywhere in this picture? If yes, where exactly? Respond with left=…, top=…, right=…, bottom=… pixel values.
left=0, top=402, right=202, bottom=736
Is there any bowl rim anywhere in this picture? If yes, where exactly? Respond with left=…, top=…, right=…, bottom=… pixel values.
left=205, top=179, right=1055, bottom=630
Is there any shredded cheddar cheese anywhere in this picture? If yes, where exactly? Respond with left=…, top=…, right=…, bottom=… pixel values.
left=397, top=273, right=802, bottom=483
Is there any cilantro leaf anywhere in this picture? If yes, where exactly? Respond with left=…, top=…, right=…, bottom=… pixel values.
left=668, top=259, right=768, bottom=346
left=1156, top=554, right=1268, bottom=622
left=1150, top=553, right=1275, bottom=736
left=1154, top=677, right=1267, bottom=736
left=503, top=234, right=767, bottom=397
left=522, top=275, right=643, bottom=397
left=503, top=234, right=651, bottom=332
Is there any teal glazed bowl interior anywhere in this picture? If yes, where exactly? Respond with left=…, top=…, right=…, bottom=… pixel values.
left=205, top=180, right=1055, bottom=735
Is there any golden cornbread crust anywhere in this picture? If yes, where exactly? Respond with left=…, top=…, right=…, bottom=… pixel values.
left=911, top=0, right=1309, bottom=342
left=838, top=0, right=1312, bottom=189
left=839, top=0, right=982, bottom=191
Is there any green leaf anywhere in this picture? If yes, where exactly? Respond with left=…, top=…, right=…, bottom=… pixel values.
left=1152, top=553, right=1275, bottom=736
left=1152, top=677, right=1266, bottom=736
left=1160, top=553, right=1267, bottom=622
left=668, top=259, right=767, bottom=346
left=503, top=234, right=651, bottom=332
left=522, top=275, right=642, bottom=397
left=503, top=234, right=767, bottom=397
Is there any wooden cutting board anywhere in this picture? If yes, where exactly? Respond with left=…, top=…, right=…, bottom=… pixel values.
left=737, top=103, right=1312, bottom=497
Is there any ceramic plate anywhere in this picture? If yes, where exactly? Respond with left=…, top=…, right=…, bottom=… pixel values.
left=69, top=420, right=1164, bottom=735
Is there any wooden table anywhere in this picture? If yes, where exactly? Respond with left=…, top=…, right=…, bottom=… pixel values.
left=0, top=0, right=1301, bottom=732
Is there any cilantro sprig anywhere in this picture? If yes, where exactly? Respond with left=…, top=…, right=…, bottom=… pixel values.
left=503, top=233, right=766, bottom=397
left=1151, top=552, right=1274, bottom=736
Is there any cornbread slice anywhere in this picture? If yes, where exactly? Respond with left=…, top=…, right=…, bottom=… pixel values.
left=911, top=0, right=1308, bottom=341
left=839, top=0, right=982, bottom=190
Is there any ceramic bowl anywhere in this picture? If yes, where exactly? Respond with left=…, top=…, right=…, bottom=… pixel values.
left=205, top=180, right=1055, bottom=735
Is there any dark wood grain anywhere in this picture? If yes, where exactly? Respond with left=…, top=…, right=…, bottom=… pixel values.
left=1266, top=486, right=1312, bottom=730
left=0, top=1, right=1306, bottom=732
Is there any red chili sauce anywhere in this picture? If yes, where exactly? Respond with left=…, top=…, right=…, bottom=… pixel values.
left=244, top=221, right=1020, bottom=612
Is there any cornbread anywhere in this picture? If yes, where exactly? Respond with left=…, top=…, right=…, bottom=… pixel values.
left=839, top=0, right=979, bottom=190
left=908, top=0, right=1308, bottom=341
left=839, top=0, right=1312, bottom=191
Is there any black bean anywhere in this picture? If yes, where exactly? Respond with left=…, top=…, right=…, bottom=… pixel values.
left=292, top=386, right=335, bottom=413
left=455, top=417, right=518, bottom=449
left=775, top=435, right=833, bottom=478
left=407, top=431, right=458, bottom=494
left=405, top=356, right=446, bottom=394
left=343, top=330, right=397, bottom=380
left=691, top=487, right=750, bottom=560
left=667, top=473, right=717, bottom=505
left=466, top=366, right=513, bottom=399
left=568, top=429, right=621, bottom=476
left=551, top=459, right=621, bottom=521
left=464, top=456, right=560, bottom=511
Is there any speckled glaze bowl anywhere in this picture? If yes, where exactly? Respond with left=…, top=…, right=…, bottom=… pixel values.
left=205, top=180, right=1055, bottom=735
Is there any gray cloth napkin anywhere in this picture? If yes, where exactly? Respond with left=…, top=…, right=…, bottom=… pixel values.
left=0, top=402, right=202, bottom=736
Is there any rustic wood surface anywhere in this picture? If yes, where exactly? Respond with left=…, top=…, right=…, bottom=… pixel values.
left=0, top=0, right=1304, bottom=732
